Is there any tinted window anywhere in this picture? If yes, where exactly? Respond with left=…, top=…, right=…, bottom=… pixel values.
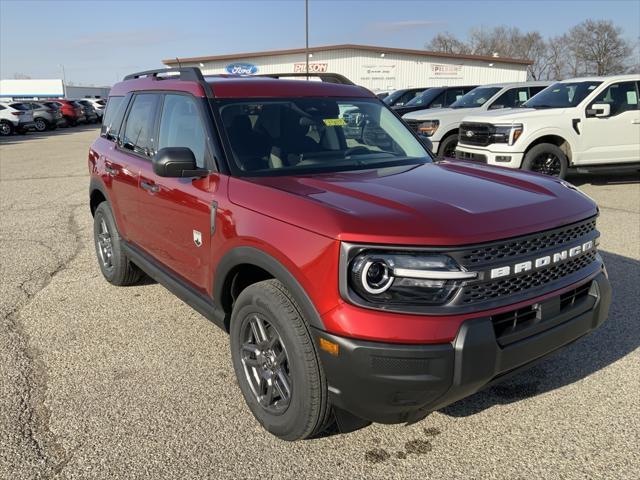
left=10, top=103, right=30, bottom=111
left=43, top=102, right=60, bottom=109
left=0, top=105, right=5, bottom=110
left=121, top=94, right=160, bottom=155
left=591, top=81, right=639, bottom=115
left=158, top=94, right=207, bottom=168
left=450, top=87, right=501, bottom=109
left=489, top=87, right=530, bottom=110
left=405, top=88, right=444, bottom=107
left=529, top=85, right=547, bottom=97
left=445, top=88, right=467, bottom=106
left=101, top=96, right=126, bottom=138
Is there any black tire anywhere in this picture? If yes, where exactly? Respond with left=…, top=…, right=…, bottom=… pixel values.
left=0, top=121, right=13, bottom=136
left=522, top=143, right=568, bottom=179
left=230, top=279, right=330, bottom=441
left=437, top=134, right=458, bottom=159
left=34, top=117, right=48, bottom=132
left=93, top=202, right=142, bottom=286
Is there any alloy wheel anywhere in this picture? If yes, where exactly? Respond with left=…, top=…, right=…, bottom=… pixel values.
left=96, top=218, right=114, bottom=270
left=240, top=314, right=292, bottom=414
left=0, top=123, right=10, bottom=136
left=35, top=119, right=46, bottom=132
left=531, top=153, right=562, bottom=176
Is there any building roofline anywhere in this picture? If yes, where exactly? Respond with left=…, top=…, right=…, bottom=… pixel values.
left=162, top=43, right=532, bottom=66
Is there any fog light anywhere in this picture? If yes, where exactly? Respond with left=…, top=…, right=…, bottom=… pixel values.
left=496, top=155, right=512, bottom=162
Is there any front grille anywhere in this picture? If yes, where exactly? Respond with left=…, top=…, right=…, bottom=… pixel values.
left=459, top=122, right=492, bottom=146
left=461, top=250, right=597, bottom=304
left=460, top=219, right=597, bottom=265
left=456, top=150, right=487, bottom=163
left=560, top=282, right=591, bottom=309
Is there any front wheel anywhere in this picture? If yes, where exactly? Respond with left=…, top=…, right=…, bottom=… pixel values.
left=34, top=118, right=48, bottom=132
left=230, top=279, right=330, bottom=441
left=522, top=143, right=568, bottom=178
left=0, top=121, right=13, bottom=136
left=437, top=134, right=458, bottom=159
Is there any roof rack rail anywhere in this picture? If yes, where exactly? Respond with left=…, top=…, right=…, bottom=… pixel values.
left=256, top=72, right=355, bottom=85
left=122, top=66, right=214, bottom=98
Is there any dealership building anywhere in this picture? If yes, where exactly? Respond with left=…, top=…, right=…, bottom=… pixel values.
left=163, top=44, right=530, bottom=92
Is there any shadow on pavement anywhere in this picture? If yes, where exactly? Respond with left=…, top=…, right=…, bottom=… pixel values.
left=440, top=250, right=639, bottom=417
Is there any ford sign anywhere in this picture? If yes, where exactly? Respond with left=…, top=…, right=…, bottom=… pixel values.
left=225, top=63, right=258, bottom=75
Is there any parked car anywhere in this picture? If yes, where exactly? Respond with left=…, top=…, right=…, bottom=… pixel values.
left=73, top=100, right=99, bottom=123
left=455, top=75, right=640, bottom=177
left=382, top=87, right=428, bottom=107
left=41, top=99, right=85, bottom=126
left=403, top=81, right=551, bottom=158
left=77, top=98, right=106, bottom=119
left=392, top=85, right=477, bottom=116
left=0, top=101, right=34, bottom=135
left=23, top=101, right=64, bottom=131
left=89, top=67, right=611, bottom=440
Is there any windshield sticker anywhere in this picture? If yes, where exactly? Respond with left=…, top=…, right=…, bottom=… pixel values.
left=588, top=85, right=597, bottom=90
left=627, top=91, right=638, bottom=105
left=519, top=91, right=528, bottom=102
left=323, top=118, right=346, bottom=126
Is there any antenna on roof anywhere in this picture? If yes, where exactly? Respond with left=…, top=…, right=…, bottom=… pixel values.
left=176, top=57, right=182, bottom=68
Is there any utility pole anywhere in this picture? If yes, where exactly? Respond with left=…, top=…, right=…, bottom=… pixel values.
left=59, top=64, right=67, bottom=98
left=305, top=0, right=309, bottom=80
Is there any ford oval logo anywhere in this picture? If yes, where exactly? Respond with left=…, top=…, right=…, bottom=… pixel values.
left=225, top=63, right=258, bottom=75
left=466, top=130, right=474, bottom=137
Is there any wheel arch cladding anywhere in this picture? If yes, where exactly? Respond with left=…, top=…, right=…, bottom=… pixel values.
left=214, top=247, right=326, bottom=331
left=89, top=179, right=109, bottom=215
left=525, top=134, right=572, bottom=162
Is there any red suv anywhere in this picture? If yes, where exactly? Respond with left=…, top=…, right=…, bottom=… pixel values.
left=43, top=99, right=85, bottom=126
left=88, top=68, right=611, bottom=441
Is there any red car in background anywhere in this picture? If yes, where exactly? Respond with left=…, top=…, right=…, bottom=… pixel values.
left=42, top=99, right=86, bottom=126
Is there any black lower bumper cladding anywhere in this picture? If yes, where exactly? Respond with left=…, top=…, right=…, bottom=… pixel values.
left=314, top=272, right=611, bottom=424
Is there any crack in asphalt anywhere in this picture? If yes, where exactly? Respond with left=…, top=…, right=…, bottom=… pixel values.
left=3, top=204, right=85, bottom=479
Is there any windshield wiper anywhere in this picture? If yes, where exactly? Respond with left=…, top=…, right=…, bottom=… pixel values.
left=527, top=104, right=558, bottom=109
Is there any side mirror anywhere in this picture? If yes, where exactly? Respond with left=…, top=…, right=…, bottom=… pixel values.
left=152, top=147, right=208, bottom=177
left=587, top=103, right=611, bottom=118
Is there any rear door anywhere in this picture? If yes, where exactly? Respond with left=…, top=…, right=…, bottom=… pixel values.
left=579, top=81, right=640, bottom=164
left=136, top=92, right=217, bottom=291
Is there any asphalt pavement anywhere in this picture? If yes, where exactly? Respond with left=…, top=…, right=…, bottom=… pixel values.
left=1, top=127, right=638, bottom=479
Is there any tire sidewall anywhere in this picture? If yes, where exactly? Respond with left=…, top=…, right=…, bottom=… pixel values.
left=230, top=283, right=321, bottom=440
left=34, top=118, right=48, bottom=132
left=438, top=134, right=458, bottom=159
left=93, top=202, right=125, bottom=283
left=0, top=121, right=12, bottom=136
left=523, top=143, right=568, bottom=178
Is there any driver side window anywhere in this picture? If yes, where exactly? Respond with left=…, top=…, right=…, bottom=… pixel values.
left=591, top=81, right=639, bottom=116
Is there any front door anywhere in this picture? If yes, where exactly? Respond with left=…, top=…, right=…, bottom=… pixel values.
left=579, top=81, right=640, bottom=164
left=136, top=93, right=218, bottom=293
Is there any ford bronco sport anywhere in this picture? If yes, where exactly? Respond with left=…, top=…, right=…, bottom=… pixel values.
left=89, top=67, right=611, bottom=441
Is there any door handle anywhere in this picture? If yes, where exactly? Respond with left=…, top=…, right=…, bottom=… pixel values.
left=140, top=180, right=159, bottom=193
left=104, top=164, right=117, bottom=176
left=632, top=119, right=640, bottom=124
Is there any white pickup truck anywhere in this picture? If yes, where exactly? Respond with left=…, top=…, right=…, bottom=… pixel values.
left=455, top=75, right=640, bottom=178
left=402, top=81, right=550, bottom=158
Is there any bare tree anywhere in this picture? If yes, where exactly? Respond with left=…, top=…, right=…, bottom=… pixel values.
left=427, top=32, right=470, bottom=55
left=564, top=20, right=632, bottom=75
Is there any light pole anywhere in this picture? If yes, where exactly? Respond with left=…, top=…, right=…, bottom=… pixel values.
left=59, top=64, right=67, bottom=98
left=305, top=0, right=309, bottom=80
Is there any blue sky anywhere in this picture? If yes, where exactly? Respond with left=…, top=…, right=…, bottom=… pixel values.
left=1, top=0, right=639, bottom=86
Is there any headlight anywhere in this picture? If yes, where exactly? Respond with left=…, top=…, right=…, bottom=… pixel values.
left=417, top=120, right=439, bottom=137
left=348, top=250, right=477, bottom=306
left=492, top=124, right=523, bottom=145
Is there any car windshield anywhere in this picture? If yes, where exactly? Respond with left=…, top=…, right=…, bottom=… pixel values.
left=523, top=81, right=602, bottom=109
left=450, top=87, right=501, bottom=109
left=216, top=97, right=432, bottom=176
left=404, top=88, right=443, bottom=107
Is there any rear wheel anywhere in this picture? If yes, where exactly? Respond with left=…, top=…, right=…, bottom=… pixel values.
left=93, top=202, right=142, bottom=286
left=437, top=134, right=458, bottom=159
left=522, top=143, right=568, bottom=178
left=34, top=118, right=48, bottom=132
left=0, top=121, right=13, bottom=136
left=230, top=279, right=330, bottom=441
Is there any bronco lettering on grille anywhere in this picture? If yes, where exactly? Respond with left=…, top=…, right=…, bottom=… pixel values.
left=489, top=240, right=594, bottom=279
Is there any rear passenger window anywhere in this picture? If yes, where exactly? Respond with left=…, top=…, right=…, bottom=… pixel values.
left=121, top=94, right=159, bottom=156
left=158, top=94, right=207, bottom=168
left=101, top=96, right=125, bottom=139
left=489, top=88, right=529, bottom=109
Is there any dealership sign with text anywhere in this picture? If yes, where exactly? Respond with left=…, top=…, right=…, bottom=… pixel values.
left=430, top=64, right=463, bottom=79
left=293, top=63, right=328, bottom=73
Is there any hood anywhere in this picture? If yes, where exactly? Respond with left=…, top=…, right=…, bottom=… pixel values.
left=403, top=107, right=477, bottom=121
left=229, top=162, right=597, bottom=246
left=462, top=107, right=567, bottom=124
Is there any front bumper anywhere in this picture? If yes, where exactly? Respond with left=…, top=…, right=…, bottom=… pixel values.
left=455, top=144, right=524, bottom=169
left=314, top=272, right=611, bottom=424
